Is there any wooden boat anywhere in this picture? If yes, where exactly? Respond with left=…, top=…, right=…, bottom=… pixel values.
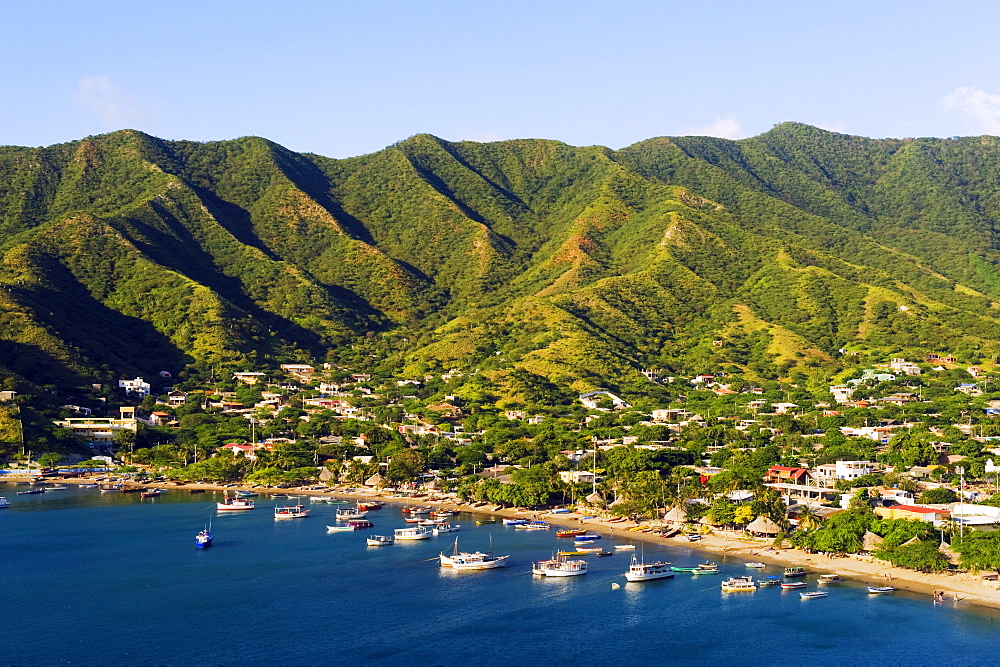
left=500, top=518, right=524, bottom=526
left=432, top=522, right=460, bottom=535
left=217, top=493, right=255, bottom=511
left=328, top=520, right=372, bottom=531
left=556, top=529, right=588, bottom=538
left=274, top=504, right=309, bottom=519
left=517, top=521, right=551, bottom=530
left=17, top=488, right=44, bottom=495
left=800, top=591, right=828, bottom=599
left=366, top=535, right=394, bottom=546
left=477, top=519, right=498, bottom=525
left=576, top=545, right=603, bottom=553
left=596, top=550, right=614, bottom=557
left=557, top=550, right=588, bottom=556
left=394, top=525, right=434, bottom=540
left=721, top=576, right=757, bottom=592
left=624, top=555, right=674, bottom=582
left=867, top=586, right=895, bottom=594
left=572, top=533, right=600, bottom=542
left=533, top=553, right=588, bottom=577
left=441, top=537, right=508, bottom=570
left=783, top=566, right=806, bottom=578
left=781, top=581, right=807, bottom=589
left=119, top=484, right=146, bottom=493
left=141, top=489, right=164, bottom=498
left=335, top=507, right=367, bottom=521
left=357, top=501, right=383, bottom=511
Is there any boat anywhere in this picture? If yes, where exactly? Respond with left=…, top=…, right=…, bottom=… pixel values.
left=686, top=534, right=702, bottom=542
left=187, top=488, right=205, bottom=494
left=745, top=562, right=766, bottom=568
left=441, top=537, right=508, bottom=570
left=141, top=489, right=164, bottom=498
left=430, top=510, right=455, bottom=518
left=432, top=522, right=460, bottom=535
left=624, top=555, right=674, bottom=582
left=533, top=553, right=588, bottom=577
left=477, top=519, right=498, bottom=525
left=867, top=586, right=896, bottom=594
left=195, top=528, right=213, bottom=549
left=557, top=550, right=588, bottom=556
left=0, top=497, right=10, bottom=508
left=357, top=501, right=383, bottom=511
left=78, top=484, right=98, bottom=488
left=800, top=591, right=828, bottom=599
left=500, top=518, right=524, bottom=526
left=781, top=581, right=807, bottom=589
left=597, top=550, right=614, bottom=556
left=516, top=521, right=550, bottom=530
left=367, top=535, right=394, bottom=546
left=327, top=520, right=372, bottom=531
left=692, top=567, right=720, bottom=575
left=236, top=490, right=258, bottom=497
left=119, top=484, right=146, bottom=493
left=217, top=493, right=255, bottom=511
left=818, top=574, right=841, bottom=584
left=784, top=566, right=806, bottom=578
left=697, top=561, right=719, bottom=572
left=394, top=525, right=434, bottom=540
left=760, top=576, right=783, bottom=586
left=611, top=582, right=621, bottom=590
left=573, top=533, right=600, bottom=542
left=670, top=566, right=702, bottom=572
left=614, top=544, right=636, bottom=550
left=335, top=507, right=367, bottom=521
left=721, top=576, right=757, bottom=592
left=274, top=504, right=310, bottom=519
left=576, top=545, right=604, bottom=553
left=17, top=488, right=44, bottom=495
left=556, top=529, right=588, bottom=538
left=327, top=523, right=356, bottom=532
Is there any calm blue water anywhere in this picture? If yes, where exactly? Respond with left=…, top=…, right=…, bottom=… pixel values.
left=2, top=485, right=998, bottom=665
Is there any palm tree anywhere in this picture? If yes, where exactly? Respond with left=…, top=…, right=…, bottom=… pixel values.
left=796, top=506, right=822, bottom=531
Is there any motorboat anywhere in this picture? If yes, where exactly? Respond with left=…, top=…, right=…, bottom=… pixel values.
left=516, top=521, right=551, bottom=530
left=394, top=525, right=434, bottom=540
left=670, top=566, right=702, bottom=572
left=500, top=519, right=524, bottom=526
left=367, top=535, right=394, bottom=546
left=745, top=562, right=766, bottom=568
left=573, top=533, right=600, bottom=542
left=274, top=504, right=310, bottom=519
left=195, top=529, right=213, bottom=549
left=800, top=591, right=828, bottom=599
left=867, top=586, right=895, bottom=594
left=533, top=553, right=589, bottom=577
left=440, top=537, right=508, bottom=570
left=432, top=522, right=460, bottom=535
left=721, top=576, right=757, bottom=592
left=335, top=507, right=367, bottom=521
left=624, top=555, right=674, bottom=582
left=0, top=497, right=10, bottom=508
left=141, top=489, right=164, bottom=498
left=784, top=566, right=806, bottom=578
left=818, top=574, right=841, bottom=584
left=781, top=581, right=807, bottom=589
left=217, top=493, right=255, bottom=511
left=357, top=501, right=384, bottom=511
left=327, top=520, right=372, bottom=531
left=17, top=488, right=44, bottom=495
left=614, top=544, right=636, bottom=550
left=760, top=576, right=783, bottom=586
left=576, top=545, right=603, bottom=553
left=556, top=529, right=588, bottom=538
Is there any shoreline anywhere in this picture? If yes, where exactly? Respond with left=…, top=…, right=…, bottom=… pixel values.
left=9, top=475, right=1000, bottom=612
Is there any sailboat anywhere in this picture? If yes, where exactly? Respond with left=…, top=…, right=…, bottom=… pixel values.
left=441, top=536, right=508, bottom=570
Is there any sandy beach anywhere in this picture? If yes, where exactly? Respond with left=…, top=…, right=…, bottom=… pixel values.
left=12, top=474, right=1000, bottom=612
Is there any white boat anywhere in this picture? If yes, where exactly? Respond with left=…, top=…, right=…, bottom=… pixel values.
left=532, top=553, right=588, bottom=577
left=818, top=574, right=841, bottom=584
left=721, top=576, right=757, bottom=592
left=440, top=537, right=508, bottom=570
left=336, top=507, right=367, bottom=521
left=394, top=525, right=434, bottom=540
left=745, top=562, right=766, bottom=568
left=274, top=504, right=310, bottom=519
left=0, top=497, right=10, bottom=508
left=800, top=591, right=829, bottom=599
left=432, top=522, right=460, bottom=535
left=867, top=586, right=895, bottom=594
left=614, top=544, right=636, bottom=550
left=367, top=535, right=394, bottom=546
left=217, top=493, right=255, bottom=511
left=624, top=555, right=674, bottom=582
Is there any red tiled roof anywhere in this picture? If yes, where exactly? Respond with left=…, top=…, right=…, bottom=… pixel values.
left=894, top=505, right=949, bottom=514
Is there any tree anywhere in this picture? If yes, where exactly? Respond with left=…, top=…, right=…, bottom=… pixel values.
left=874, top=539, right=949, bottom=572
left=733, top=504, right=755, bottom=528
left=919, top=488, right=958, bottom=504
left=796, top=506, right=822, bottom=531
left=36, top=452, right=62, bottom=468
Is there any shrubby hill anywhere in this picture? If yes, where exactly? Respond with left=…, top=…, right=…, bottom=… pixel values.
left=1, top=124, right=999, bottom=394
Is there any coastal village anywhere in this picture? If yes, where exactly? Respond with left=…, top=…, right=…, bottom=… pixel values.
left=7, top=351, right=1000, bottom=604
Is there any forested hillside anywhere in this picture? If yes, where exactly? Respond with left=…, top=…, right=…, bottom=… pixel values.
left=1, top=123, right=999, bottom=396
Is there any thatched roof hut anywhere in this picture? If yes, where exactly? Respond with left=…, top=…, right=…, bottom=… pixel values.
left=663, top=506, right=687, bottom=523
left=586, top=492, right=605, bottom=507
left=746, top=515, right=781, bottom=535
left=364, top=472, right=385, bottom=488
left=862, top=531, right=884, bottom=552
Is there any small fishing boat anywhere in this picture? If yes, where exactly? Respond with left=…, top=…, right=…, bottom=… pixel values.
left=0, top=497, right=10, bottom=508
left=478, top=519, right=498, bottom=525
left=500, top=518, right=524, bottom=526
left=784, top=566, right=806, bottom=578
left=394, top=525, right=434, bottom=540
left=430, top=510, right=455, bottom=518
left=624, top=555, right=674, bottom=582
left=867, top=586, right=895, bottom=594
left=217, top=493, right=255, bottom=511
left=187, top=488, right=205, bottom=494
left=596, top=550, right=614, bottom=557
left=576, top=545, right=603, bottom=553
left=274, top=504, right=310, bottom=519
left=614, top=544, right=636, bottom=550
left=573, top=533, right=600, bottom=542
left=432, top=522, right=460, bottom=535
left=328, top=520, right=372, bottom=531
left=670, top=566, right=702, bottom=572
left=357, top=501, right=383, bottom=511
left=17, top=488, right=44, bottom=495
left=721, top=576, right=757, bottom=592
left=697, top=562, right=719, bottom=572
left=195, top=528, right=213, bottom=549
left=556, top=529, right=588, bottom=538
left=141, top=489, right=164, bottom=498
left=686, top=534, right=702, bottom=542
left=611, top=582, right=621, bottom=590
left=692, top=567, right=719, bottom=576
left=818, top=574, right=841, bottom=584
left=760, top=576, right=783, bottom=586
left=442, top=537, right=508, bottom=570
left=745, top=562, right=766, bottom=568
left=800, top=591, right=828, bottom=599
left=517, top=521, right=551, bottom=530
left=236, top=490, right=258, bottom=497
left=557, top=550, right=589, bottom=556
left=367, top=535, right=394, bottom=546
left=78, top=484, right=98, bottom=488
left=335, top=507, right=367, bottom=521
left=533, top=553, right=588, bottom=577
left=781, top=581, right=807, bottom=589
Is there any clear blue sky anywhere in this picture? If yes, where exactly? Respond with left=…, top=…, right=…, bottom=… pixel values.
left=3, top=0, right=1000, bottom=158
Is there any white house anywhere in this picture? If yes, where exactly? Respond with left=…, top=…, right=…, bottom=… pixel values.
left=118, top=377, right=150, bottom=398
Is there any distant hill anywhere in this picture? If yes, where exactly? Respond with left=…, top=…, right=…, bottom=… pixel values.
left=1, top=124, right=999, bottom=394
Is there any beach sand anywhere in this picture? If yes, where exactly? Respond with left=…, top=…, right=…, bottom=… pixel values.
left=16, top=475, right=1000, bottom=611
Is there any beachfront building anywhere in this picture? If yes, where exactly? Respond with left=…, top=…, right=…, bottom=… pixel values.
left=874, top=505, right=951, bottom=522
left=53, top=409, right=138, bottom=448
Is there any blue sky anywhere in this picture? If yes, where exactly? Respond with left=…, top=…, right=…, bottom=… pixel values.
left=3, top=0, right=1000, bottom=158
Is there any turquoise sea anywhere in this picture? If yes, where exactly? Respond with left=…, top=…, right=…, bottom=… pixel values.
left=2, top=485, right=999, bottom=665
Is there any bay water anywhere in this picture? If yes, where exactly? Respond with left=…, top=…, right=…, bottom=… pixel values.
left=2, top=486, right=998, bottom=665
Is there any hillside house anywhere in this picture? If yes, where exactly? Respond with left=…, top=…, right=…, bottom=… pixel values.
left=118, top=377, right=150, bottom=398
left=233, top=371, right=266, bottom=385
left=765, top=466, right=813, bottom=485
left=874, top=505, right=950, bottom=522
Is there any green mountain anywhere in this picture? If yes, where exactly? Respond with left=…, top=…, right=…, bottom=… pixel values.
left=1, top=123, right=999, bottom=394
